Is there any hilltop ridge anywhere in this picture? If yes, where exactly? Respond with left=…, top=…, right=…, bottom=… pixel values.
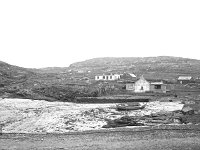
left=68, top=56, right=200, bottom=80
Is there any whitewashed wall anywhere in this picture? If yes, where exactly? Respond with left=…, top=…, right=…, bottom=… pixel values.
left=95, top=74, right=120, bottom=81
left=134, top=77, right=150, bottom=93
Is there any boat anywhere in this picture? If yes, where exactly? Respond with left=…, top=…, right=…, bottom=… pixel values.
left=116, top=103, right=146, bottom=111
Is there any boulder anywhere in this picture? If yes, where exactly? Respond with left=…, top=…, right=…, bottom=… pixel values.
left=102, top=116, right=144, bottom=128
left=181, top=106, right=195, bottom=115
left=173, top=118, right=182, bottom=124
left=143, top=111, right=186, bottom=124
left=194, top=110, right=200, bottom=115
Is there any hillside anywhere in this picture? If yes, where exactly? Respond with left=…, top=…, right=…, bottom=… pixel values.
left=1, top=56, right=200, bottom=101
left=69, top=56, right=200, bottom=81
left=30, top=67, right=70, bottom=74
left=0, top=61, right=36, bottom=86
left=0, top=61, right=97, bottom=101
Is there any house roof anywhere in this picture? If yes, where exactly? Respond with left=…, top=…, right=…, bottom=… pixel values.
left=150, top=82, right=164, bottom=85
left=129, top=73, right=137, bottom=78
left=95, top=73, right=120, bottom=76
left=120, top=73, right=137, bottom=81
left=178, top=76, right=192, bottom=80
left=123, top=81, right=136, bottom=84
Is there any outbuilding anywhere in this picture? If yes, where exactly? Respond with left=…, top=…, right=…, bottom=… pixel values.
left=150, top=81, right=167, bottom=93
left=125, top=82, right=135, bottom=91
left=177, top=76, right=193, bottom=84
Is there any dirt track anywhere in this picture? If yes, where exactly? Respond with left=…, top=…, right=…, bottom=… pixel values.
left=1, top=127, right=200, bottom=150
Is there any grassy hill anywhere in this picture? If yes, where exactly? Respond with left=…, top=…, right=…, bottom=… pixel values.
left=1, top=56, right=200, bottom=101
left=0, top=61, right=97, bottom=101
left=0, top=61, right=36, bottom=86
left=34, top=56, right=200, bottom=81
left=69, top=56, right=200, bottom=81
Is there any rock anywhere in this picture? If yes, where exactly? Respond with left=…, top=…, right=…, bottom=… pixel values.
left=194, top=110, right=200, bottom=115
left=102, top=116, right=144, bottom=128
left=143, top=111, right=187, bottom=125
left=172, top=115, right=187, bottom=124
left=173, top=118, right=182, bottom=124
left=115, top=116, right=135, bottom=124
left=172, top=111, right=184, bottom=118
left=181, top=106, right=195, bottom=115
left=183, top=101, right=196, bottom=105
left=146, top=119, right=171, bottom=124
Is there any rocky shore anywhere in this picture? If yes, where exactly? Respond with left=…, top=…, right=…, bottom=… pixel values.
left=1, top=97, right=198, bottom=133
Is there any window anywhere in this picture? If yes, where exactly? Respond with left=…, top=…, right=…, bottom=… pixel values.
left=141, top=86, right=143, bottom=90
left=110, top=76, right=112, bottom=79
left=155, top=85, right=161, bottom=89
left=103, top=76, right=105, bottom=79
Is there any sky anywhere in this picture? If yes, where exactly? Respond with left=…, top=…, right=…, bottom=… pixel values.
left=0, top=0, right=200, bottom=68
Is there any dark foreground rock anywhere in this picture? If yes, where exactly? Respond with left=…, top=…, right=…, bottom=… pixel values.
left=142, top=111, right=187, bottom=124
left=102, top=116, right=144, bottom=128
left=103, top=111, right=190, bottom=128
left=181, top=106, right=195, bottom=115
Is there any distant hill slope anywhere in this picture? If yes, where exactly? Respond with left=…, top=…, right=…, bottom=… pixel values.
left=31, top=67, right=69, bottom=74
left=0, top=61, right=96, bottom=101
left=69, top=56, right=200, bottom=80
left=0, top=61, right=36, bottom=86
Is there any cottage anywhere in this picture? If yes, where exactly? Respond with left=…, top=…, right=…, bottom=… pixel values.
left=95, top=74, right=120, bottom=81
left=177, top=76, right=193, bottom=84
left=125, top=76, right=167, bottom=93
left=134, top=76, right=150, bottom=93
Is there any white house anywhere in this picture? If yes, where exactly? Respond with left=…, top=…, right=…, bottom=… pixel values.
left=134, top=76, right=150, bottom=93
left=95, top=74, right=120, bottom=81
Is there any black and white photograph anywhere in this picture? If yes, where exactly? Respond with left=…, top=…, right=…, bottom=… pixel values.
left=0, top=0, right=200, bottom=149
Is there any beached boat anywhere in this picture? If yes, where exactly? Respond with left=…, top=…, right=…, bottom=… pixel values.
left=116, top=103, right=145, bottom=111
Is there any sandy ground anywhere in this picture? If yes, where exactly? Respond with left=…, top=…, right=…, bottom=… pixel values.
left=1, top=128, right=200, bottom=150
left=0, top=98, right=184, bottom=133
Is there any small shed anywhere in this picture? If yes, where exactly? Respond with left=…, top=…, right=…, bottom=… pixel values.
left=177, top=76, right=193, bottom=84
left=150, top=81, right=167, bottom=93
left=125, top=82, right=135, bottom=90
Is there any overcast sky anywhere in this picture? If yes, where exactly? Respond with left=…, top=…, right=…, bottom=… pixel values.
left=0, top=0, right=200, bottom=68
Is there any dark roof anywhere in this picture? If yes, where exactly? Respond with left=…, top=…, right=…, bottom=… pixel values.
left=120, top=81, right=136, bottom=84
left=95, top=73, right=120, bottom=76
